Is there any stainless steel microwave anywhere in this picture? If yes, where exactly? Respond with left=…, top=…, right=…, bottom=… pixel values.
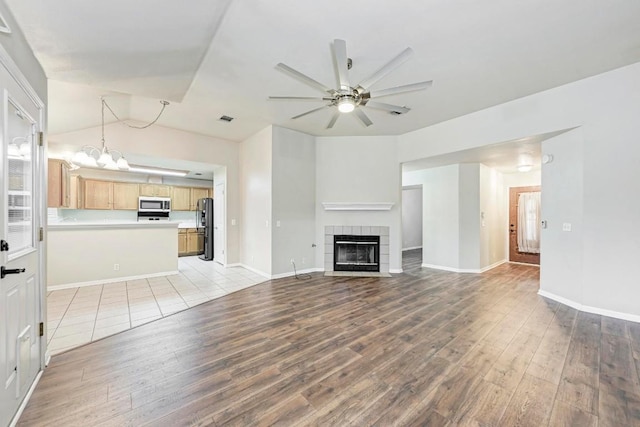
left=138, top=196, right=171, bottom=213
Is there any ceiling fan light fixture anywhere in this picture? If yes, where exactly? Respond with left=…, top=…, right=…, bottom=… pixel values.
left=337, top=97, right=356, bottom=113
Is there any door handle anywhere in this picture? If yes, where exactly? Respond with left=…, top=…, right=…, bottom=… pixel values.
left=1, top=266, right=25, bottom=279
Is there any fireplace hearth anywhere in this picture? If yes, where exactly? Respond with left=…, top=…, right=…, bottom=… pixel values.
left=333, top=235, right=380, bottom=272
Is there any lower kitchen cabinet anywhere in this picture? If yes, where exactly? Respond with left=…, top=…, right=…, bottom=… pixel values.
left=178, top=230, right=187, bottom=255
left=179, top=228, right=203, bottom=256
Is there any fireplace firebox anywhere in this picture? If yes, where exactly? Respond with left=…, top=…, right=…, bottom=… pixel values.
left=333, top=235, right=380, bottom=272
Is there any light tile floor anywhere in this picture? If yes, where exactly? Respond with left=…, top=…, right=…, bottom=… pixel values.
left=46, top=256, right=267, bottom=355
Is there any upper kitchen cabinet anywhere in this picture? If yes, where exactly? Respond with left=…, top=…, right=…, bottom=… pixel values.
left=79, top=178, right=113, bottom=209
left=139, top=183, right=171, bottom=197
left=112, top=182, right=140, bottom=210
left=190, top=187, right=210, bottom=210
left=48, top=159, right=71, bottom=208
left=171, top=186, right=191, bottom=211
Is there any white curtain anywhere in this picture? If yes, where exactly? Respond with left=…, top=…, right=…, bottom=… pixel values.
left=517, top=192, right=541, bottom=254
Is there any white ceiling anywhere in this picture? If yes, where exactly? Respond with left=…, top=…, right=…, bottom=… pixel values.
left=6, top=0, right=640, bottom=146
left=402, top=129, right=572, bottom=174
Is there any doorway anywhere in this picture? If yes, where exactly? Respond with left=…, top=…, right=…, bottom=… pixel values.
left=509, top=186, right=541, bottom=265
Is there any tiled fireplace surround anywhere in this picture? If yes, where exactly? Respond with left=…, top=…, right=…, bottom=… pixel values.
left=324, top=225, right=390, bottom=273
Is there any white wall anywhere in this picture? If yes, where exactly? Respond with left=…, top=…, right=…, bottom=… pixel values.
left=479, top=165, right=506, bottom=268
left=271, top=126, right=316, bottom=275
left=459, top=164, right=481, bottom=270
left=49, top=123, right=242, bottom=264
left=0, top=3, right=47, bottom=100
left=399, top=61, right=640, bottom=319
left=239, top=126, right=272, bottom=275
left=315, top=136, right=402, bottom=272
left=404, top=165, right=460, bottom=269
left=48, top=224, right=178, bottom=287
left=540, top=130, right=583, bottom=303
left=401, top=187, right=422, bottom=250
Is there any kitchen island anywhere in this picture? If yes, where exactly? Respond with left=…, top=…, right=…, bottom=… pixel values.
left=47, top=220, right=180, bottom=288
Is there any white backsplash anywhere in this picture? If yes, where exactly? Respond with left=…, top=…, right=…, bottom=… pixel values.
left=54, top=208, right=197, bottom=223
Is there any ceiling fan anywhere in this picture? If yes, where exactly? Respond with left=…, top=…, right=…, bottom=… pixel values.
left=269, top=39, right=432, bottom=129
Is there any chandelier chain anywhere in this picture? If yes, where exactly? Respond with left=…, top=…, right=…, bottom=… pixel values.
left=102, top=98, right=170, bottom=130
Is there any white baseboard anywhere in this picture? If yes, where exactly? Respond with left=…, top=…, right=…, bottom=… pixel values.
left=480, top=259, right=507, bottom=273
left=237, top=264, right=272, bottom=279
left=271, top=267, right=323, bottom=280
left=47, top=270, right=179, bottom=291
left=509, top=261, right=541, bottom=267
left=9, top=369, right=43, bottom=427
left=538, top=289, right=640, bottom=323
left=421, top=259, right=506, bottom=274
left=225, top=262, right=242, bottom=268
left=402, top=246, right=422, bottom=252
left=389, top=268, right=403, bottom=274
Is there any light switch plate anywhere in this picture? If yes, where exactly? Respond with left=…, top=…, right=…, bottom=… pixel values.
left=562, top=223, right=572, bottom=232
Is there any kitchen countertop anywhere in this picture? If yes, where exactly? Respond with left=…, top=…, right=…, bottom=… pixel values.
left=178, top=222, right=197, bottom=229
left=48, top=220, right=181, bottom=230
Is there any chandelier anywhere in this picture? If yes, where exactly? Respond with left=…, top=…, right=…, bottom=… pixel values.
left=72, top=97, right=169, bottom=170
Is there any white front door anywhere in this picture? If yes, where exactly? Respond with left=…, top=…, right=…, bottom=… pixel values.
left=0, top=60, right=44, bottom=426
left=214, top=183, right=225, bottom=265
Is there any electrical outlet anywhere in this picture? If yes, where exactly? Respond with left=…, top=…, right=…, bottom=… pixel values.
left=113, top=264, right=120, bottom=271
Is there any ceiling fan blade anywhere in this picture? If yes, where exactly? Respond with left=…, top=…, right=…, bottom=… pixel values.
left=269, top=96, right=332, bottom=101
left=327, top=111, right=340, bottom=129
left=291, top=105, right=330, bottom=120
left=333, top=39, right=350, bottom=90
left=276, top=63, right=336, bottom=95
left=369, top=81, right=433, bottom=98
left=364, top=101, right=410, bottom=114
left=354, top=109, right=373, bottom=127
left=357, top=47, right=413, bottom=90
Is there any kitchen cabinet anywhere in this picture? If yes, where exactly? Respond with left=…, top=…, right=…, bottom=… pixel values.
left=190, top=187, right=210, bottom=210
left=69, top=175, right=79, bottom=209
left=178, top=229, right=187, bottom=256
left=80, top=178, right=138, bottom=210
left=139, top=183, right=171, bottom=197
left=79, top=178, right=113, bottom=210
left=48, top=159, right=71, bottom=208
left=171, top=186, right=191, bottom=211
left=186, top=228, right=201, bottom=254
left=112, top=182, right=140, bottom=210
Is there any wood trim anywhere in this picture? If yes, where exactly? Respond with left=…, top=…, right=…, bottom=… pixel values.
left=509, top=185, right=541, bottom=265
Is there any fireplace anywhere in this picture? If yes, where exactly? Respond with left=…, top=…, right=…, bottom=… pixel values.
left=324, top=226, right=389, bottom=273
left=333, top=235, right=380, bottom=272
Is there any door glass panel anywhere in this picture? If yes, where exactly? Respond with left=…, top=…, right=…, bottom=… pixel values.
left=6, top=100, right=34, bottom=257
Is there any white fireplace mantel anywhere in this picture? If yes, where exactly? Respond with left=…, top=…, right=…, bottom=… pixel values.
left=322, top=202, right=395, bottom=211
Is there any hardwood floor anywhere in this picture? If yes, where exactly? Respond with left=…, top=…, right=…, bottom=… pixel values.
left=18, top=250, right=640, bottom=426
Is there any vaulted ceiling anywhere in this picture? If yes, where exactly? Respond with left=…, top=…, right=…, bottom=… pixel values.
left=6, top=0, right=640, bottom=143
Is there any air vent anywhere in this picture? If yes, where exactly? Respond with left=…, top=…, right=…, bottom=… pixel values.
left=389, top=110, right=403, bottom=115
left=219, top=115, right=234, bottom=122
left=194, top=172, right=202, bottom=176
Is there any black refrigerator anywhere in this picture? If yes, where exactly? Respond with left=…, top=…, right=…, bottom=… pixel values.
left=196, top=197, right=214, bottom=261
